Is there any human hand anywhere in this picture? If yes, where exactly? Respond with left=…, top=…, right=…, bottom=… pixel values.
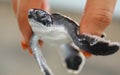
left=80, top=0, right=117, bottom=36
left=12, top=0, right=49, bottom=54
left=80, top=0, right=117, bottom=57
left=12, top=0, right=117, bottom=56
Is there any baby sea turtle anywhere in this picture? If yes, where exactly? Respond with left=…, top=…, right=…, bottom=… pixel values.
left=28, top=9, right=120, bottom=75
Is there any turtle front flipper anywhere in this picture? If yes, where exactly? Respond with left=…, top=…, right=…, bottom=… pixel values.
left=30, top=34, right=53, bottom=75
left=59, top=44, right=86, bottom=74
left=76, top=33, right=120, bottom=55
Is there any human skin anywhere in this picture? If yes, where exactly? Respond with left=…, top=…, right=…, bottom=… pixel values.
left=11, top=0, right=117, bottom=55
left=12, top=0, right=49, bottom=54
left=80, top=0, right=117, bottom=36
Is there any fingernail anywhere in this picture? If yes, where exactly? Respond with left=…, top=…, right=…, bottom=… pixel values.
left=39, top=40, right=43, bottom=47
left=21, top=40, right=28, bottom=50
left=28, top=48, right=33, bottom=55
left=81, top=50, right=92, bottom=58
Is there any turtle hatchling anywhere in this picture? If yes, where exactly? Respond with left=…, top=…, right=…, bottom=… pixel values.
left=28, top=9, right=120, bottom=75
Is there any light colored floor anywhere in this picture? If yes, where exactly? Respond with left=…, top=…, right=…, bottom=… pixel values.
left=0, top=2, right=120, bottom=75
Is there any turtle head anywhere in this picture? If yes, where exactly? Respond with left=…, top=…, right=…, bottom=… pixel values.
left=28, top=9, right=52, bottom=26
left=28, top=9, right=53, bottom=34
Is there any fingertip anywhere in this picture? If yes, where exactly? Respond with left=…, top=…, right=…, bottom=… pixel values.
left=21, top=40, right=28, bottom=50
left=38, top=40, right=43, bottom=47
left=11, top=0, right=18, bottom=16
left=41, top=0, right=50, bottom=13
left=28, top=48, right=33, bottom=55
left=21, top=40, right=33, bottom=55
left=81, top=50, right=92, bottom=58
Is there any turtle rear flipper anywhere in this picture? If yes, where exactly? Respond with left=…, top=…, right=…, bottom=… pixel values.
left=60, top=44, right=86, bottom=74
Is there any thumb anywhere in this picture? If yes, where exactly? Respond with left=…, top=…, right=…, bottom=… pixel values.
left=80, top=0, right=117, bottom=36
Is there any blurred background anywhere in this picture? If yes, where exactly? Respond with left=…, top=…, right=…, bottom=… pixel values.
left=0, top=0, right=120, bottom=75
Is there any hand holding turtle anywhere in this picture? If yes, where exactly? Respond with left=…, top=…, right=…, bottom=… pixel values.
left=12, top=0, right=49, bottom=54
left=12, top=0, right=118, bottom=55
left=11, top=0, right=119, bottom=75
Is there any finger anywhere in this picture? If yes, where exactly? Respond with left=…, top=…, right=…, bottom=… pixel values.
left=11, top=0, right=18, bottom=16
left=27, top=40, right=43, bottom=55
left=28, top=48, right=33, bottom=55
left=21, top=40, right=28, bottom=50
left=12, top=0, right=49, bottom=49
left=41, top=0, right=50, bottom=12
left=38, top=40, right=43, bottom=47
left=81, top=50, right=92, bottom=58
left=80, top=0, right=117, bottom=36
left=80, top=0, right=117, bottom=58
left=17, top=0, right=43, bottom=47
